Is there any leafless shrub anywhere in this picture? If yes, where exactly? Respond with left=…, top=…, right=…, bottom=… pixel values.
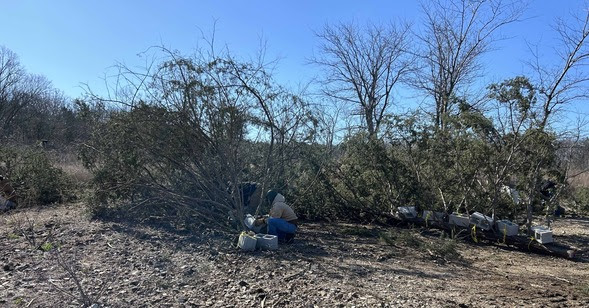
left=45, top=247, right=113, bottom=307
left=8, top=211, right=53, bottom=250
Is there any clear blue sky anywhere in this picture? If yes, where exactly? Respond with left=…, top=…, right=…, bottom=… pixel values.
left=1, top=0, right=587, bottom=127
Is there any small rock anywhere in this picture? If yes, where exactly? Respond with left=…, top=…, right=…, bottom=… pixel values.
left=348, top=292, right=358, bottom=299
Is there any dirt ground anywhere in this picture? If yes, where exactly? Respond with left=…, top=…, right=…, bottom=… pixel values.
left=1, top=205, right=588, bottom=307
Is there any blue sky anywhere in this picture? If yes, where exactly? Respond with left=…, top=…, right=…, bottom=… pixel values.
left=0, top=1, right=420, bottom=95
left=1, top=0, right=587, bottom=127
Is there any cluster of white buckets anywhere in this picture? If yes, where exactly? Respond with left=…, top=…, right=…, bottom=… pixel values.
left=239, top=214, right=279, bottom=251
left=238, top=232, right=278, bottom=251
left=400, top=206, right=554, bottom=244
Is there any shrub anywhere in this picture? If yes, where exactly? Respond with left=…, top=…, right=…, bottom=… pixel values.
left=380, top=229, right=423, bottom=248
left=310, top=133, right=425, bottom=222
left=573, top=187, right=589, bottom=214
left=341, top=226, right=377, bottom=237
left=78, top=48, right=319, bottom=231
left=380, top=229, right=460, bottom=260
left=0, top=146, right=75, bottom=206
left=428, top=237, right=460, bottom=260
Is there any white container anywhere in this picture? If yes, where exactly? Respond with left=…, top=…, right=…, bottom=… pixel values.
left=422, top=210, right=445, bottom=222
left=449, top=213, right=470, bottom=227
left=532, top=226, right=553, bottom=244
left=469, top=212, right=493, bottom=231
left=244, top=214, right=265, bottom=233
left=398, top=206, right=418, bottom=219
left=257, top=234, right=278, bottom=250
left=495, top=220, right=519, bottom=236
left=238, top=232, right=257, bottom=251
left=255, top=233, right=265, bottom=249
left=244, top=214, right=256, bottom=228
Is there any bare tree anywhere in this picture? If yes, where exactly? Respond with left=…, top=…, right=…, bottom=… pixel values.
left=517, top=6, right=589, bottom=233
left=0, top=46, right=25, bottom=135
left=528, top=8, right=589, bottom=131
left=0, top=46, right=61, bottom=142
left=414, top=0, right=524, bottom=130
left=312, top=21, right=413, bottom=138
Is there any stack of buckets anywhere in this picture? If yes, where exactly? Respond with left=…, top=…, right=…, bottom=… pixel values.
left=238, top=232, right=278, bottom=251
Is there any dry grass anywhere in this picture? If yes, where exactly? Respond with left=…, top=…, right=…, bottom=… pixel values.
left=56, top=163, right=93, bottom=183
left=569, top=172, right=589, bottom=188
left=48, top=150, right=93, bottom=184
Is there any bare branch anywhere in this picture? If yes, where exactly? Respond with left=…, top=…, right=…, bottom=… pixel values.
left=311, top=21, right=414, bottom=137
left=413, top=0, right=526, bottom=130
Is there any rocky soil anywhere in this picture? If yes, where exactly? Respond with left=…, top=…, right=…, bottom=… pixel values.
left=1, top=205, right=588, bottom=307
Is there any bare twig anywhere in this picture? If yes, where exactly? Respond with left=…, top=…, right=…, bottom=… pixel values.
left=547, top=273, right=572, bottom=284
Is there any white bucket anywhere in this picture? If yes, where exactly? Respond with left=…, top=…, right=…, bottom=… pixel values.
left=532, top=226, right=553, bottom=244
left=255, top=233, right=265, bottom=249
left=496, top=220, right=519, bottom=236
left=244, top=214, right=256, bottom=229
left=423, top=210, right=445, bottom=222
left=244, top=214, right=266, bottom=233
left=449, top=213, right=470, bottom=227
left=257, top=234, right=278, bottom=250
left=238, top=232, right=257, bottom=251
left=398, top=206, right=417, bottom=219
left=469, top=212, right=493, bottom=231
